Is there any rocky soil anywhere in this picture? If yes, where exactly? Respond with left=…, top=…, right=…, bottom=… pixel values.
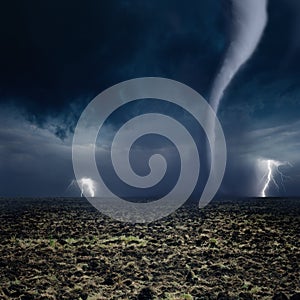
left=0, top=198, right=299, bottom=300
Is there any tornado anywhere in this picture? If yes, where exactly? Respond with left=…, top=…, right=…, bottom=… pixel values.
left=210, top=0, right=268, bottom=113
left=206, top=0, right=268, bottom=190
left=207, top=0, right=268, bottom=152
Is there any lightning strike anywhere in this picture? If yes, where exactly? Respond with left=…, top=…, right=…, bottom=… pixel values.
left=258, top=159, right=291, bottom=197
left=78, top=178, right=95, bottom=197
left=67, top=177, right=96, bottom=197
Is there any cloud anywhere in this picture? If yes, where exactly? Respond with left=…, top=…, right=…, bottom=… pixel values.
left=0, top=0, right=228, bottom=135
left=228, top=121, right=300, bottom=160
left=221, top=119, right=300, bottom=196
left=0, top=1, right=300, bottom=198
left=0, top=106, right=74, bottom=196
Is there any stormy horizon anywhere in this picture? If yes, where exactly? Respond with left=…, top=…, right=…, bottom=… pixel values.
left=1, top=1, right=300, bottom=200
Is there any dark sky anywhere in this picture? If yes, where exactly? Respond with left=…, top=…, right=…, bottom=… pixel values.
left=0, top=0, right=299, bottom=198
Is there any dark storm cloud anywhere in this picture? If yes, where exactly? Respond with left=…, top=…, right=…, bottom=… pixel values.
left=0, top=107, right=74, bottom=196
left=281, top=0, right=300, bottom=66
left=0, top=1, right=150, bottom=135
left=0, top=0, right=227, bottom=133
left=0, top=1, right=300, bottom=197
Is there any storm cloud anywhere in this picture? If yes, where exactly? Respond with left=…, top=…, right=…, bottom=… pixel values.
left=0, top=0, right=299, bottom=197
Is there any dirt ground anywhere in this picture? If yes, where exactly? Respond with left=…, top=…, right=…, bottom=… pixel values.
left=0, top=197, right=299, bottom=300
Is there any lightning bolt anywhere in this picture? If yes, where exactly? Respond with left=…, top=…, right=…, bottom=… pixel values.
left=259, top=159, right=291, bottom=197
left=66, top=177, right=96, bottom=197
left=79, top=178, right=95, bottom=197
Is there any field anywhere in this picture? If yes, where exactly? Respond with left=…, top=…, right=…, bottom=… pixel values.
left=0, top=198, right=299, bottom=300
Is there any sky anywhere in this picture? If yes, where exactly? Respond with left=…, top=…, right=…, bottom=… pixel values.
left=0, top=0, right=300, bottom=198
